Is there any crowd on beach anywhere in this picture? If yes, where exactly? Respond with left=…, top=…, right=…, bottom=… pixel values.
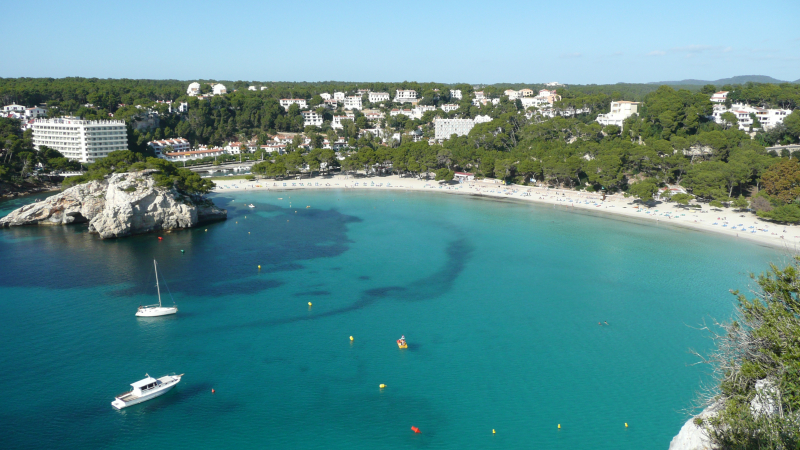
left=211, top=174, right=800, bottom=250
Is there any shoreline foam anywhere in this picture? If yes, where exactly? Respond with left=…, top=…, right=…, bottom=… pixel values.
left=210, top=174, right=800, bottom=252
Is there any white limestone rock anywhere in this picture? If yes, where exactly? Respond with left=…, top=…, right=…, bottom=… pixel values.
left=0, top=171, right=226, bottom=238
left=668, top=402, right=721, bottom=450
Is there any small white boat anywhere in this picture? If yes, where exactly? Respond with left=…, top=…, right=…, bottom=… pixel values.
left=136, top=260, right=178, bottom=317
left=111, top=373, right=183, bottom=409
left=248, top=204, right=255, bottom=208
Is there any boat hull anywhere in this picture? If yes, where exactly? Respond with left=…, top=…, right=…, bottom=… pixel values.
left=397, top=340, right=407, bottom=349
left=136, top=306, right=178, bottom=317
left=112, top=375, right=182, bottom=409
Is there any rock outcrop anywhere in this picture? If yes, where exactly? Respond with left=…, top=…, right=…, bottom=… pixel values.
left=668, top=402, right=720, bottom=450
left=0, top=171, right=226, bottom=238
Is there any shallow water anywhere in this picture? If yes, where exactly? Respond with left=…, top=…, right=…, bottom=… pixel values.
left=0, top=189, right=785, bottom=449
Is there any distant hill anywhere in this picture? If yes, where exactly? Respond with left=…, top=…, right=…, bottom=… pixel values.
left=649, top=75, right=792, bottom=85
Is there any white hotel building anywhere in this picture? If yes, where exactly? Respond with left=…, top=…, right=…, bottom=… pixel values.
left=434, top=118, right=476, bottom=140
left=33, top=117, right=127, bottom=163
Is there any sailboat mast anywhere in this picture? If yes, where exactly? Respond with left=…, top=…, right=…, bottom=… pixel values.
left=154, top=260, right=162, bottom=307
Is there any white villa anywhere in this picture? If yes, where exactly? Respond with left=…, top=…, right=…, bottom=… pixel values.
left=212, top=84, right=227, bottom=95
left=394, top=90, right=418, bottom=103
left=711, top=91, right=729, bottom=103
left=187, top=82, right=201, bottom=96
left=596, top=101, right=640, bottom=128
left=333, top=92, right=346, bottom=101
left=712, top=103, right=793, bottom=131
left=390, top=109, right=412, bottom=117
left=441, top=104, right=459, bottom=112
left=279, top=99, right=308, bottom=110
left=450, top=89, right=462, bottom=100
left=368, top=92, right=390, bottom=103
left=332, top=114, right=355, bottom=129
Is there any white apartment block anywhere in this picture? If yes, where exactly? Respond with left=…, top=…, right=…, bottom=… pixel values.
left=320, top=93, right=332, bottom=100
left=441, top=104, right=459, bottom=113
left=505, top=90, right=520, bottom=100
left=368, top=92, right=390, bottom=103
left=33, top=117, right=127, bottom=163
left=279, top=98, right=308, bottom=110
left=343, top=96, right=363, bottom=110
left=187, top=82, right=201, bottom=96
left=333, top=92, right=346, bottom=101
left=394, top=90, right=418, bottom=103
left=434, top=118, right=476, bottom=140
left=159, top=147, right=225, bottom=163
left=595, top=101, right=640, bottom=128
left=710, top=91, right=729, bottom=103
left=3, top=104, right=25, bottom=112
left=474, top=91, right=485, bottom=100
left=302, top=110, right=324, bottom=127
left=148, top=138, right=190, bottom=155
left=332, top=114, right=355, bottom=129
left=450, top=89, right=462, bottom=100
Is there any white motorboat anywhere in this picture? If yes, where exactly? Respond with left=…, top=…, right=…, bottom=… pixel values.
left=111, top=373, right=183, bottom=409
left=136, top=260, right=178, bottom=317
left=248, top=203, right=255, bottom=208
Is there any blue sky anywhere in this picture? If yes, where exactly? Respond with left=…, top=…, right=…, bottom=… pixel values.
left=4, top=0, right=799, bottom=84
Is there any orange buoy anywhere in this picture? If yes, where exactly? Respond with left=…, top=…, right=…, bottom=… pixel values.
left=211, top=388, right=215, bottom=394
left=411, top=426, right=421, bottom=434
left=158, top=237, right=163, bottom=240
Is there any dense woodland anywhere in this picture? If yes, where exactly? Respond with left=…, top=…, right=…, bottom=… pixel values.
left=2, top=78, right=800, bottom=221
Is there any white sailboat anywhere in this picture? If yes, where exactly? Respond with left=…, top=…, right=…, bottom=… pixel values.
left=111, top=373, right=183, bottom=409
left=136, top=260, right=178, bottom=317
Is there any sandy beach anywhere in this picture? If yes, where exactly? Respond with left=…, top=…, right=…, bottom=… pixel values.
left=210, top=174, right=800, bottom=251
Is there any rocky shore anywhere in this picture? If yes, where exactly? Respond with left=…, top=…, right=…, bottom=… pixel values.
left=0, top=171, right=226, bottom=238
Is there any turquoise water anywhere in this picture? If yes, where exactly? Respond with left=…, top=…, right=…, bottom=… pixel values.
left=0, top=189, right=785, bottom=449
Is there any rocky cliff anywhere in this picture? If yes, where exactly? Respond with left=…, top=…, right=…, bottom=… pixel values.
left=668, top=402, right=720, bottom=450
left=0, top=171, right=226, bottom=238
